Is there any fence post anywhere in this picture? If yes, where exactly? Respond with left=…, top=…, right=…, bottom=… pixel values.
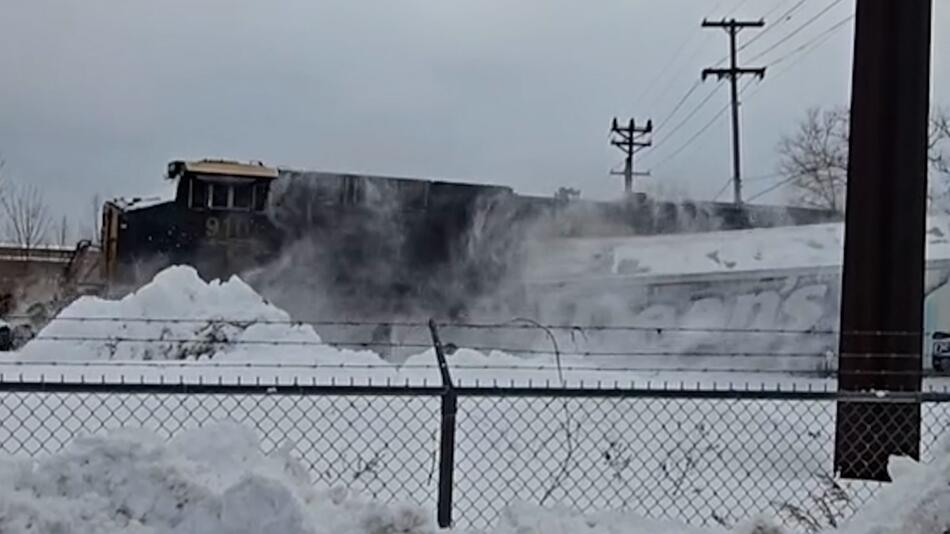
left=428, top=319, right=457, bottom=529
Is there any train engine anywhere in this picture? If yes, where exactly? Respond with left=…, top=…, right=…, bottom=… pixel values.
left=102, top=159, right=522, bottom=321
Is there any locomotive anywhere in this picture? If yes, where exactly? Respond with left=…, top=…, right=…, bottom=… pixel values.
left=101, top=159, right=523, bottom=321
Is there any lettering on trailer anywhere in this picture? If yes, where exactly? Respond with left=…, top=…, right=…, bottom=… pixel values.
left=519, top=273, right=843, bottom=371
left=534, top=275, right=837, bottom=334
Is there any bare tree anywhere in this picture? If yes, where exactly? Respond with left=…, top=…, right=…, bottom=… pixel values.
left=777, top=106, right=950, bottom=212
left=929, top=110, right=950, bottom=210
left=56, top=215, right=70, bottom=247
left=1, top=180, right=51, bottom=249
left=777, top=107, right=849, bottom=212
left=81, top=193, right=103, bottom=244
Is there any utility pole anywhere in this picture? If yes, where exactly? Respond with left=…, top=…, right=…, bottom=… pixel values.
left=701, top=18, right=765, bottom=206
left=834, top=0, right=932, bottom=481
left=609, top=118, right=652, bottom=194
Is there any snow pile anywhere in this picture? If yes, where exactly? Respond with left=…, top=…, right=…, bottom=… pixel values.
left=831, top=443, right=950, bottom=534
left=10, top=265, right=677, bottom=386
left=2, top=421, right=949, bottom=534
left=490, top=444, right=950, bottom=534
left=15, top=266, right=382, bottom=367
left=0, top=423, right=436, bottom=534
left=493, top=504, right=724, bottom=534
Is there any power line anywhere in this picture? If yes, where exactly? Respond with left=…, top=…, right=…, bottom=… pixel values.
left=738, top=0, right=810, bottom=53
left=654, top=81, right=702, bottom=132
left=650, top=80, right=756, bottom=172
left=709, top=0, right=808, bottom=67
left=634, top=0, right=731, bottom=108
left=760, top=0, right=797, bottom=23
left=651, top=102, right=731, bottom=171
left=746, top=174, right=799, bottom=202
left=744, top=13, right=853, bottom=101
left=712, top=177, right=734, bottom=201
left=641, top=0, right=757, bottom=127
left=769, top=14, right=854, bottom=68
left=654, top=83, right=721, bottom=142
left=746, top=0, right=848, bottom=64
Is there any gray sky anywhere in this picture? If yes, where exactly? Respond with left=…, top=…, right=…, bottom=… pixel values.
left=0, top=0, right=948, bottom=224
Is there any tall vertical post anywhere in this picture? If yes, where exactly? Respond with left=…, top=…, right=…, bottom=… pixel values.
left=610, top=118, right=653, bottom=194
left=429, top=319, right=457, bottom=528
left=728, top=25, right=742, bottom=205
left=702, top=18, right=766, bottom=206
left=834, top=1, right=932, bottom=481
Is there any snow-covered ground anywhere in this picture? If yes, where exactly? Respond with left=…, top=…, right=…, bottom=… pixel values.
left=1, top=422, right=949, bottom=534
left=2, top=266, right=950, bottom=533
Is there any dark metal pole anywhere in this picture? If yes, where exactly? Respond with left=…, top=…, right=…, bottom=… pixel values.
left=429, top=319, right=457, bottom=528
left=624, top=154, right=633, bottom=194
left=834, top=0, right=932, bottom=481
left=728, top=24, right=742, bottom=205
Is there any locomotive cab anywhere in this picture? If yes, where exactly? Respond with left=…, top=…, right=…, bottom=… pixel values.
left=167, top=159, right=281, bottom=274
left=102, top=159, right=282, bottom=291
left=168, top=159, right=277, bottom=214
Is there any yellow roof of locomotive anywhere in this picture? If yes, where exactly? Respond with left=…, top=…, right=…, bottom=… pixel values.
left=178, top=159, right=278, bottom=179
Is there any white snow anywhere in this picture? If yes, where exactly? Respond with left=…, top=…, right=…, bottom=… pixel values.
left=15, top=265, right=380, bottom=366
left=522, top=217, right=950, bottom=282
left=0, top=422, right=438, bottom=534
left=1, top=421, right=948, bottom=534
left=11, top=265, right=826, bottom=388
left=5, top=265, right=950, bottom=533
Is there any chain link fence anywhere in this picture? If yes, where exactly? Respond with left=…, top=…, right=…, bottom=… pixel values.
left=1, top=380, right=948, bottom=531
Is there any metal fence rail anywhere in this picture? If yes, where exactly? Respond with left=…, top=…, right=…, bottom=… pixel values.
left=2, top=379, right=949, bottom=531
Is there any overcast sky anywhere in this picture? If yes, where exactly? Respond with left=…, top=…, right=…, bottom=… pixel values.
left=0, top=0, right=947, bottom=223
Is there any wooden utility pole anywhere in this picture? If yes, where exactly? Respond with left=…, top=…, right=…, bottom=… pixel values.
left=834, top=1, right=932, bottom=481
left=701, top=19, right=765, bottom=206
left=609, top=117, right=652, bottom=194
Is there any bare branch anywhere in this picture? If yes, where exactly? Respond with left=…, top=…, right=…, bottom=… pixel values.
left=776, top=107, right=848, bottom=212
left=0, top=180, right=51, bottom=249
left=778, top=106, right=950, bottom=213
left=81, top=193, right=103, bottom=244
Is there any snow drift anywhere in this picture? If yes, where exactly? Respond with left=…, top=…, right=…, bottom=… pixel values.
left=15, top=266, right=382, bottom=366
left=12, top=265, right=636, bottom=386
left=1, top=422, right=949, bottom=534
left=0, top=422, right=437, bottom=534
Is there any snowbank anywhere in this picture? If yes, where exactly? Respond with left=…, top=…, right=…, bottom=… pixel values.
left=13, top=265, right=732, bottom=386
left=16, top=266, right=382, bottom=368
left=830, top=443, right=950, bottom=534
left=478, top=443, right=950, bottom=534
left=493, top=504, right=724, bottom=534
left=4, top=422, right=949, bottom=534
left=0, top=423, right=437, bottom=534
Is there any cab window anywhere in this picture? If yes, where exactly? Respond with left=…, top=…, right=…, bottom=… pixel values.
left=209, top=183, right=230, bottom=208
left=233, top=184, right=253, bottom=209
left=190, top=180, right=209, bottom=209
